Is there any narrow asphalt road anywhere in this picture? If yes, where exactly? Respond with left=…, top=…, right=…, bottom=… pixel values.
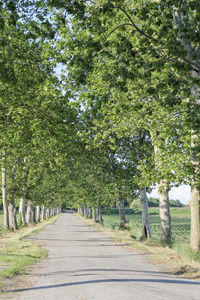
left=3, top=212, right=200, bottom=300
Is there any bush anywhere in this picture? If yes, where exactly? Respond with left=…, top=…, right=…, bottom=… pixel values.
left=130, top=197, right=141, bottom=209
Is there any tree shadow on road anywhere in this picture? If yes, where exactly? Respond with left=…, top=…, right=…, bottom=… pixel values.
left=3, top=276, right=200, bottom=294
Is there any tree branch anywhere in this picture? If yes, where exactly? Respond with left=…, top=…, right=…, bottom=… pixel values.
left=102, top=23, right=135, bottom=45
left=114, top=5, right=157, bottom=42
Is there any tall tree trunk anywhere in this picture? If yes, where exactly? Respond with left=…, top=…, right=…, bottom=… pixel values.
left=117, top=198, right=127, bottom=227
left=83, top=205, right=87, bottom=216
left=88, top=208, right=92, bottom=218
left=96, top=207, right=99, bottom=222
left=26, top=201, right=32, bottom=225
left=12, top=191, right=18, bottom=231
left=190, top=130, right=200, bottom=251
left=2, top=155, right=9, bottom=230
left=97, top=202, right=103, bottom=223
left=139, top=186, right=152, bottom=239
left=92, top=207, right=98, bottom=222
left=36, top=205, right=40, bottom=223
left=190, top=184, right=200, bottom=251
left=189, top=86, right=200, bottom=251
left=45, top=208, right=49, bottom=219
left=151, top=131, right=171, bottom=242
left=19, top=196, right=26, bottom=226
left=19, top=157, right=27, bottom=226
left=41, top=205, right=45, bottom=221
left=81, top=204, right=84, bottom=215
left=138, top=130, right=152, bottom=239
left=172, top=0, right=200, bottom=251
left=8, top=203, right=13, bottom=230
left=158, top=180, right=171, bottom=242
left=8, top=191, right=18, bottom=231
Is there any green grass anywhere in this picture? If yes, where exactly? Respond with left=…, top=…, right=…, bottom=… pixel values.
left=0, top=214, right=61, bottom=291
left=0, top=240, right=46, bottom=279
left=101, top=207, right=200, bottom=265
left=102, top=207, right=191, bottom=243
left=0, top=212, right=4, bottom=237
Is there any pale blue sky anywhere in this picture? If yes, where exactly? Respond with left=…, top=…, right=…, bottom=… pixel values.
left=147, top=185, right=190, bottom=205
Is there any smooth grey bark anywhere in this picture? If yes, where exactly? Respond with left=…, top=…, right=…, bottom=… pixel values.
left=190, top=179, right=200, bottom=251
left=8, top=191, right=18, bottom=231
left=2, top=155, right=9, bottom=230
left=158, top=181, right=171, bottom=242
left=19, top=196, right=27, bottom=226
left=96, top=207, right=100, bottom=222
left=190, top=130, right=200, bottom=251
left=85, top=207, right=88, bottom=216
left=88, top=208, right=92, bottom=218
left=81, top=204, right=84, bottom=215
left=26, top=201, right=32, bottom=225
left=139, top=186, right=152, bottom=239
left=8, top=203, right=13, bottom=230
left=32, top=207, right=36, bottom=223
left=19, top=158, right=27, bottom=226
left=8, top=157, right=19, bottom=231
left=96, top=207, right=99, bottom=221
left=36, top=205, right=40, bottom=223
left=83, top=205, right=87, bottom=216
left=117, top=198, right=127, bottom=227
left=137, top=130, right=152, bottom=239
left=45, top=208, right=49, bottom=219
left=152, top=132, right=171, bottom=242
left=92, top=207, right=98, bottom=221
left=41, top=205, right=45, bottom=221
left=97, top=203, right=103, bottom=223
left=189, top=91, right=200, bottom=250
left=77, top=206, right=81, bottom=214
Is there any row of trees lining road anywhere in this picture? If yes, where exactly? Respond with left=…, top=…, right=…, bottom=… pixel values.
left=49, top=0, right=199, bottom=249
left=0, top=1, right=79, bottom=230
left=0, top=1, right=200, bottom=251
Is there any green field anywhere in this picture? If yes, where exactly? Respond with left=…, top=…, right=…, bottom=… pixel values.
left=102, top=208, right=191, bottom=243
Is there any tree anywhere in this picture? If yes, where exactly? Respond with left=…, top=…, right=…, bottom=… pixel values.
left=49, top=0, right=198, bottom=246
left=171, top=1, right=200, bottom=252
left=0, top=1, right=80, bottom=230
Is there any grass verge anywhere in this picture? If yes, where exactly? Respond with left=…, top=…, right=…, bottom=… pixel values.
left=79, top=215, right=200, bottom=281
left=0, top=214, right=61, bottom=292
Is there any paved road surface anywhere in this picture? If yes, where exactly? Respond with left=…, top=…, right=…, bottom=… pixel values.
left=3, top=212, right=200, bottom=300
